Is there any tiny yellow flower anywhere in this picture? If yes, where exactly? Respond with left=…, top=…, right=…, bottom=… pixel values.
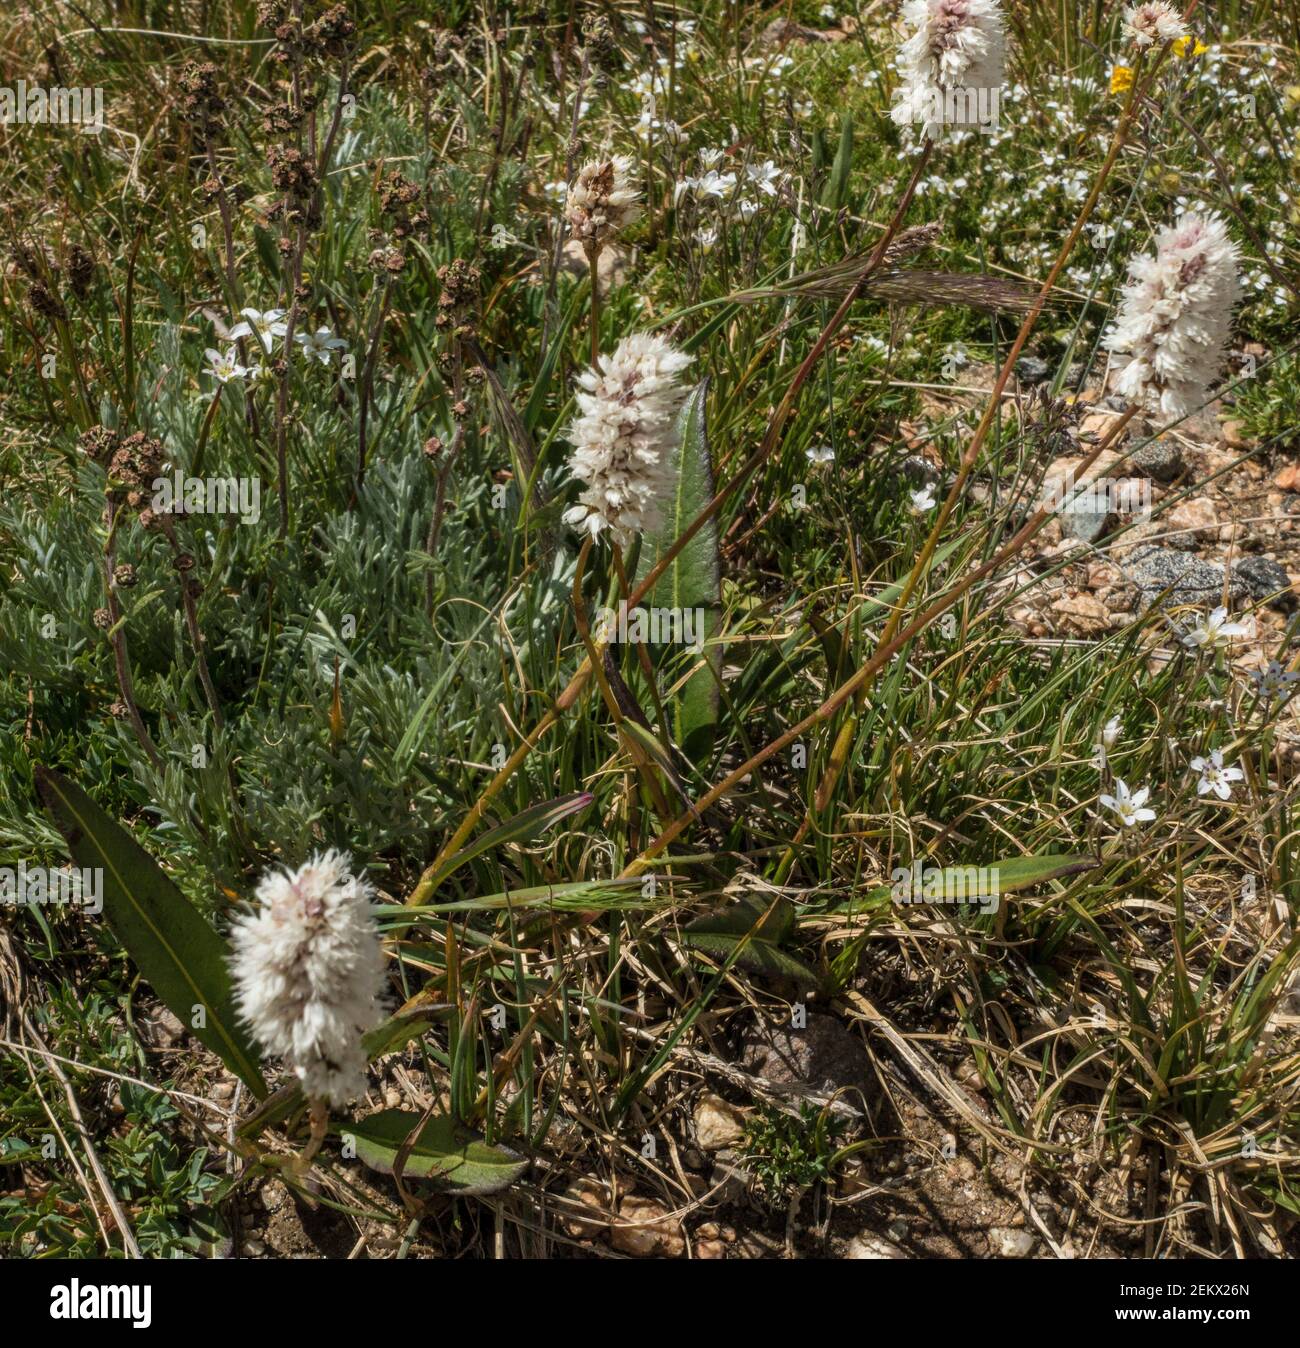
left=1110, top=65, right=1134, bottom=94
left=1172, top=36, right=1209, bottom=58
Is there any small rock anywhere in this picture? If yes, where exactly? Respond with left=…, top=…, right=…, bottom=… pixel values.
left=1163, top=496, right=1219, bottom=544
left=1233, top=556, right=1295, bottom=611
left=1128, top=436, right=1183, bottom=483
left=1050, top=592, right=1110, bottom=634
left=694, top=1094, right=746, bottom=1152
left=611, top=1196, right=685, bottom=1258
left=740, top=1012, right=869, bottom=1098
left=243, top=1237, right=266, bottom=1257
left=695, top=1239, right=728, bottom=1259
left=141, top=1006, right=186, bottom=1047
left=1014, top=356, right=1051, bottom=386
left=1126, top=547, right=1246, bottom=608
left=1060, top=501, right=1113, bottom=544
left=899, top=454, right=940, bottom=488
left=1275, top=463, right=1300, bottom=492
left=991, top=1227, right=1036, bottom=1257
left=1080, top=410, right=1125, bottom=441
left=1220, top=419, right=1250, bottom=450
left=558, top=1178, right=611, bottom=1238
left=845, top=1232, right=908, bottom=1259
left=708, top=1159, right=750, bottom=1203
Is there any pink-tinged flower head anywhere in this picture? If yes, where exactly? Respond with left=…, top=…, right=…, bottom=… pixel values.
left=563, top=333, right=692, bottom=546
left=1123, top=3, right=1187, bottom=48
left=891, top=0, right=1006, bottom=139
left=1104, top=212, right=1240, bottom=420
left=565, top=157, right=640, bottom=248
left=229, top=850, right=386, bottom=1107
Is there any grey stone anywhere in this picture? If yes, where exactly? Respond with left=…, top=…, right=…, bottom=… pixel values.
left=1233, top=556, right=1295, bottom=611
left=740, top=1012, right=869, bottom=1097
left=1125, top=547, right=1247, bottom=607
left=1127, top=437, right=1183, bottom=484
left=1060, top=501, right=1114, bottom=544
left=1015, top=356, right=1051, bottom=386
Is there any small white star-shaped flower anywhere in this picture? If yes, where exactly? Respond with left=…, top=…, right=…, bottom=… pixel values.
left=204, top=347, right=247, bottom=383
left=1183, top=606, right=1250, bottom=651
left=295, top=326, right=348, bottom=365
left=910, top=486, right=937, bottom=513
left=228, top=306, right=288, bottom=353
left=1100, top=779, right=1156, bottom=827
left=1190, top=749, right=1244, bottom=800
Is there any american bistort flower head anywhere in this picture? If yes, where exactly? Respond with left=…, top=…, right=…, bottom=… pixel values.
left=1123, top=3, right=1187, bottom=48
left=891, top=0, right=1006, bottom=139
left=565, top=157, right=640, bottom=250
left=229, top=850, right=386, bottom=1108
left=1104, top=211, right=1240, bottom=420
left=562, top=333, right=692, bottom=546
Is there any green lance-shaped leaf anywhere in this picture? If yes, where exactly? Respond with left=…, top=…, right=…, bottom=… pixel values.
left=681, top=895, right=818, bottom=987
left=644, top=379, right=722, bottom=758
left=831, top=852, right=1098, bottom=915
left=822, top=112, right=855, bottom=210
left=34, top=766, right=266, bottom=1097
left=404, top=791, right=594, bottom=908
left=338, top=1110, right=527, bottom=1194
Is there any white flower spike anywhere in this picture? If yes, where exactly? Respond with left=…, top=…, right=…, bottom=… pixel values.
left=565, top=157, right=640, bottom=250
left=229, top=850, right=386, bottom=1108
left=562, top=333, right=692, bottom=546
left=891, top=0, right=1006, bottom=139
left=1105, top=212, right=1240, bottom=420
left=1122, top=3, right=1187, bottom=48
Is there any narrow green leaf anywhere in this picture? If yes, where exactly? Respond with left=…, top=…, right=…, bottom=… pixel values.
left=644, top=380, right=722, bottom=757
left=338, top=1109, right=527, bottom=1194
left=831, top=852, right=1098, bottom=914
left=34, top=766, right=266, bottom=1097
left=822, top=113, right=855, bottom=209
left=405, top=791, right=594, bottom=906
